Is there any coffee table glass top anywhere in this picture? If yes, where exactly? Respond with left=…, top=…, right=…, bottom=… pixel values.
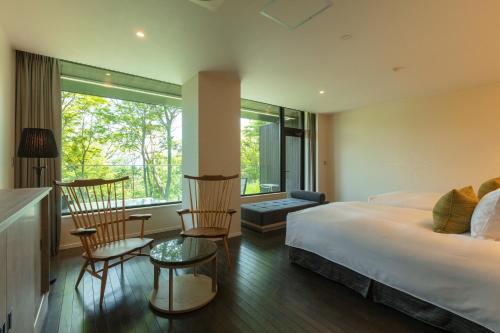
left=150, top=237, right=217, bottom=266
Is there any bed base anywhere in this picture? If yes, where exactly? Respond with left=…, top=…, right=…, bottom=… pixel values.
left=241, top=219, right=286, bottom=233
left=289, top=247, right=492, bottom=333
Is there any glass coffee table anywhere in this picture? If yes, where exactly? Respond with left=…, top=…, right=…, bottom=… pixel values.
left=149, top=237, right=218, bottom=314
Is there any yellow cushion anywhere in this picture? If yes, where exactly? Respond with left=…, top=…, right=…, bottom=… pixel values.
left=478, top=177, right=500, bottom=199
left=432, top=186, right=478, bottom=234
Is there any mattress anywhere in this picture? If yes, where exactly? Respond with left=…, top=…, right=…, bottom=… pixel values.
left=285, top=202, right=500, bottom=332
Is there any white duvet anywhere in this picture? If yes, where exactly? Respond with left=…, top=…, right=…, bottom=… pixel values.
left=286, top=202, right=500, bottom=332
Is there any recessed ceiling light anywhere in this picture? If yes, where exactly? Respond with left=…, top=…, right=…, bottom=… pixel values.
left=136, top=31, right=145, bottom=38
left=105, top=73, right=111, bottom=76
left=340, top=34, right=352, bottom=40
left=319, top=90, right=325, bottom=95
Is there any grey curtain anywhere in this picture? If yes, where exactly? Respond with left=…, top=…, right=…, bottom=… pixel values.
left=14, top=51, right=61, bottom=256
left=304, top=112, right=316, bottom=191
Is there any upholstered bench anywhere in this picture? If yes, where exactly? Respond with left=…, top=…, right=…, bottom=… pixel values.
left=241, top=190, right=327, bottom=232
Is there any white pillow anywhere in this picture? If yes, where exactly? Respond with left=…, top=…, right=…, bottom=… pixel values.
left=368, top=191, right=442, bottom=211
left=471, top=189, right=500, bottom=240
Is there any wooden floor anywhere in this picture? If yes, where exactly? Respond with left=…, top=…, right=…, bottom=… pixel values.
left=43, top=229, right=442, bottom=333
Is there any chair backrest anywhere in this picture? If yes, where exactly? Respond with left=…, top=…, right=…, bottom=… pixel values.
left=240, top=177, right=247, bottom=195
left=55, top=177, right=129, bottom=248
left=185, top=174, right=238, bottom=229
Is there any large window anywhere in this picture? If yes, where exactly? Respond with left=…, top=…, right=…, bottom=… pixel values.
left=60, top=61, right=182, bottom=209
left=240, top=100, right=308, bottom=196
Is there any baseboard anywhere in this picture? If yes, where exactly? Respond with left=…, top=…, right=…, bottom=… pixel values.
left=58, top=225, right=182, bottom=250
left=34, top=292, right=49, bottom=333
left=228, top=230, right=242, bottom=238
left=241, top=220, right=286, bottom=233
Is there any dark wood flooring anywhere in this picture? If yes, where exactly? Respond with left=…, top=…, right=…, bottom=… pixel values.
left=42, top=228, right=442, bottom=333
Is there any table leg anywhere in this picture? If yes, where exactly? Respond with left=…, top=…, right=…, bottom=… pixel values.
left=169, top=268, right=173, bottom=312
left=153, top=266, right=159, bottom=290
left=212, top=255, right=217, bottom=292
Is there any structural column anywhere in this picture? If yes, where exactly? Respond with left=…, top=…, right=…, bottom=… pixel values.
left=182, top=71, right=241, bottom=237
left=316, top=113, right=334, bottom=201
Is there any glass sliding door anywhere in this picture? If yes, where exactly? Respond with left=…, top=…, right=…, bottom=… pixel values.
left=241, top=100, right=281, bottom=195
left=240, top=101, right=310, bottom=196
left=285, top=135, right=302, bottom=193
left=284, top=108, right=303, bottom=129
left=281, top=108, right=305, bottom=193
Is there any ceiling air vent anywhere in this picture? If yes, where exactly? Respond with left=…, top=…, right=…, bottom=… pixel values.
left=189, top=0, right=225, bottom=11
left=260, top=0, right=333, bottom=30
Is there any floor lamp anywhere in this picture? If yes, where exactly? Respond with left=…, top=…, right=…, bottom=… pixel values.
left=17, top=128, right=59, bottom=187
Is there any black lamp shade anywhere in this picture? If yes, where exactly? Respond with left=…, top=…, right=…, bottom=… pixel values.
left=17, top=128, right=59, bottom=158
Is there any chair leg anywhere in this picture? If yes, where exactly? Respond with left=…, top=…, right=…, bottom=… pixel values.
left=99, top=261, right=109, bottom=308
left=223, top=236, right=231, bottom=268
left=120, top=256, right=124, bottom=272
left=75, top=259, right=89, bottom=289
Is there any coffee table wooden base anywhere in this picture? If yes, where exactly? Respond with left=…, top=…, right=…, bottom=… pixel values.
left=149, top=274, right=217, bottom=314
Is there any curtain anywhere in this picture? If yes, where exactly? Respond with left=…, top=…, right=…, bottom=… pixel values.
left=14, top=51, right=62, bottom=256
left=304, top=112, right=317, bottom=191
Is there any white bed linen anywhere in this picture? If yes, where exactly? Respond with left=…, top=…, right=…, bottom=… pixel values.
left=286, top=202, right=500, bottom=332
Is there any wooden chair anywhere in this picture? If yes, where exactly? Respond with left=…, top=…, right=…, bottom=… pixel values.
left=177, top=174, right=238, bottom=267
left=55, top=176, right=153, bottom=308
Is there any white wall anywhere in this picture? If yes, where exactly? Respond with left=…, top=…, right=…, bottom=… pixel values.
left=316, top=113, right=334, bottom=200
left=328, top=83, right=500, bottom=201
left=0, top=28, right=14, bottom=188
left=181, top=74, right=199, bottom=186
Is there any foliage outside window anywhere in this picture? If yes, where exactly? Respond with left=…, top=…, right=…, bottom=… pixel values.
left=61, top=91, right=182, bottom=209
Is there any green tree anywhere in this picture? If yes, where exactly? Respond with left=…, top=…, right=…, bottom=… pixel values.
left=155, top=104, right=181, bottom=200
left=61, top=92, right=114, bottom=179
left=241, top=119, right=262, bottom=191
left=61, top=92, right=183, bottom=203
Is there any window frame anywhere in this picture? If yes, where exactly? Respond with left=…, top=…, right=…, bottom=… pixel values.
left=280, top=107, right=306, bottom=193
left=60, top=62, right=183, bottom=212
left=240, top=101, right=308, bottom=197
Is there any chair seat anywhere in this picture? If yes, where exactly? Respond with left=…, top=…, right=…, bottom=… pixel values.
left=182, top=227, right=228, bottom=238
left=86, top=238, right=154, bottom=260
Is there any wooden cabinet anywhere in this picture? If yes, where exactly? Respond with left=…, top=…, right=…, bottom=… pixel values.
left=0, top=188, right=51, bottom=333
left=6, top=204, right=36, bottom=333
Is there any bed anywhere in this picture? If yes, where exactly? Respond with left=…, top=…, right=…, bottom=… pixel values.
left=286, top=195, right=500, bottom=333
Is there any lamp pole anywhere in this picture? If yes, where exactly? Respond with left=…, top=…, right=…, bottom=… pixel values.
left=33, top=157, right=47, bottom=187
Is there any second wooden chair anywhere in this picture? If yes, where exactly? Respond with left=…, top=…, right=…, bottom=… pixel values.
left=177, top=174, right=238, bottom=267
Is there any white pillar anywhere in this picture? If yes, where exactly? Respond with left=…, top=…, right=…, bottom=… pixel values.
left=181, top=71, right=241, bottom=237
left=316, top=113, right=334, bottom=201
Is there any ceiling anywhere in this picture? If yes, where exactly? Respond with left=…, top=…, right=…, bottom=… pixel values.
left=1, top=0, right=500, bottom=113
